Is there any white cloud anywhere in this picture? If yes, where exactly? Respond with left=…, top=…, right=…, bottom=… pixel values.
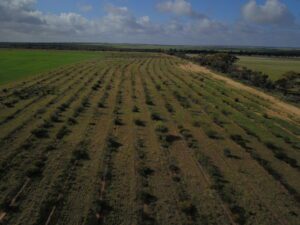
left=77, top=3, right=93, bottom=13
left=156, top=0, right=226, bottom=38
left=242, top=0, right=294, bottom=25
left=157, top=0, right=205, bottom=19
left=1, top=0, right=36, bottom=9
left=137, top=16, right=150, bottom=26
left=157, top=0, right=192, bottom=16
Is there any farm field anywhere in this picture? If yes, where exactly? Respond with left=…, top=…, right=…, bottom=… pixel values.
left=0, top=51, right=299, bottom=225
left=0, top=49, right=106, bottom=85
left=237, top=56, right=300, bottom=80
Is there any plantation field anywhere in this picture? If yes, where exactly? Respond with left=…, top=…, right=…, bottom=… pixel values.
left=0, top=49, right=105, bottom=85
left=237, top=56, right=300, bottom=80
left=0, top=52, right=299, bottom=225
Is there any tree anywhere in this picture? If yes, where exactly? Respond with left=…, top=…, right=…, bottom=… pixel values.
left=275, top=71, right=300, bottom=91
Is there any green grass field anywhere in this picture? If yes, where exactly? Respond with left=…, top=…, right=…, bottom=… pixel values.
left=0, top=49, right=105, bottom=85
left=237, top=56, right=300, bottom=80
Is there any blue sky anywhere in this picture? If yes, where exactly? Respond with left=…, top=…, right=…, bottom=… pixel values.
left=0, top=0, right=299, bottom=47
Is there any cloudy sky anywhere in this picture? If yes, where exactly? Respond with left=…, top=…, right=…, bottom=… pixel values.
left=0, top=0, right=299, bottom=47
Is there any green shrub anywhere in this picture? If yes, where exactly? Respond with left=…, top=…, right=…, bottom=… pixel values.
left=180, top=201, right=198, bottom=220
left=31, top=128, right=49, bottom=138
left=139, top=167, right=154, bottom=178
left=56, top=126, right=71, bottom=139
left=107, top=136, right=122, bottom=151
left=155, top=124, right=168, bottom=133
left=135, top=119, right=146, bottom=127
left=98, top=102, right=105, bottom=108
left=132, top=105, right=139, bottom=112
left=151, top=113, right=163, bottom=121
left=71, top=148, right=90, bottom=162
left=193, top=121, right=201, bottom=127
left=51, top=112, right=62, bottom=122
left=140, top=191, right=157, bottom=204
left=114, top=117, right=123, bottom=126
left=205, top=130, right=223, bottom=140
left=68, top=117, right=77, bottom=125
left=223, top=148, right=232, bottom=158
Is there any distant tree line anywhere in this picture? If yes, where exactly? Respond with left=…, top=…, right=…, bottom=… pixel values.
left=1, top=42, right=300, bottom=57
left=0, top=42, right=164, bottom=53
left=167, top=48, right=300, bottom=57
left=175, top=52, right=300, bottom=103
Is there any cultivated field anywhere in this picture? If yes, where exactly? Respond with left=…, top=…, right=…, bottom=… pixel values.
left=237, top=56, right=300, bottom=80
left=0, top=52, right=299, bottom=225
left=0, top=50, right=105, bottom=85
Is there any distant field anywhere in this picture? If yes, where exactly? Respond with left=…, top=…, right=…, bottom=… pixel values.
left=0, top=49, right=105, bottom=85
left=237, top=56, right=300, bottom=80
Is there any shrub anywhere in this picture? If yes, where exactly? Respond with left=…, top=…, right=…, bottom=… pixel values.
left=169, top=164, right=180, bottom=174
left=146, top=98, right=154, bottom=106
left=107, top=136, right=122, bottom=151
left=31, top=128, right=49, bottom=138
left=58, top=103, right=68, bottom=112
left=223, top=148, right=232, bottom=158
left=56, top=126, right=71, bottom=140
left=151, top=113, right=163, bottom=121
left=51, top=112, right=62, bottom=123
left=4, top=102, right=14, bottom=108
left=26, top=165, right=43, bottom=178
left=95, top=199, right=112, bottom=217
left=42, top=120, right=53, bottom=129
left=155, top=84, right=161, bottom=90
left=140, top=191, right=157, bottom=204
left=221, top=109, right=231, bottom=116
left=114, top=117, right=123, bottom=126
left=193, top=121, right=201, bottom=127
left=46, top=144, right=56, bottom=151
left=26, top=158, right=46, bottom=178
left=134, top=119, right=146, bottom=127
left=74, top=106, right=85, bottom=117
left=71, top=148, right=89, bottom=162
left=132, top=105, right=139, bottom=113
left=180, top=201, right=197, bottom=220
left=179, top=129, right=193, bottom=139
left=155, top=124, right=168, bottom=133
left=230, top=135, right=249, bottom=149
left=98, top=102, right=105, bottom=108
left=82, top=97, right=90, bottom=107
left=139, top=167, right=154, bottom=178
left=136, top=138, right=145, bottom=149
left=205, top=130, right=223, bottom=140
left=230, top=205, right=247, bottom=225
left=165, top=103, right=174, bottom=113
left=92, top=83, right=101, bottom=91
left=187, top=139, right=199, bottom=149
left=68, top=117, right=77, bottom=125
left=160, top=134, right=181, bottom=147
left=265, top=141, right=298, bottom=167
left=213, top=117, right=225, bottom=127
left=138, top=210, right=156, bottom=225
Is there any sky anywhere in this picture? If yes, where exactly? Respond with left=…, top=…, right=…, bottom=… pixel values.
left=0, top=0, right=299, bottom=47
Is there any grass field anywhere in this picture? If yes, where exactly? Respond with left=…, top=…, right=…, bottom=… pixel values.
left=0, top=49, right=105, bottom=85
left=237, top=56, right=300, bottom=80
left=0, top=52, right=299, bottom=225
